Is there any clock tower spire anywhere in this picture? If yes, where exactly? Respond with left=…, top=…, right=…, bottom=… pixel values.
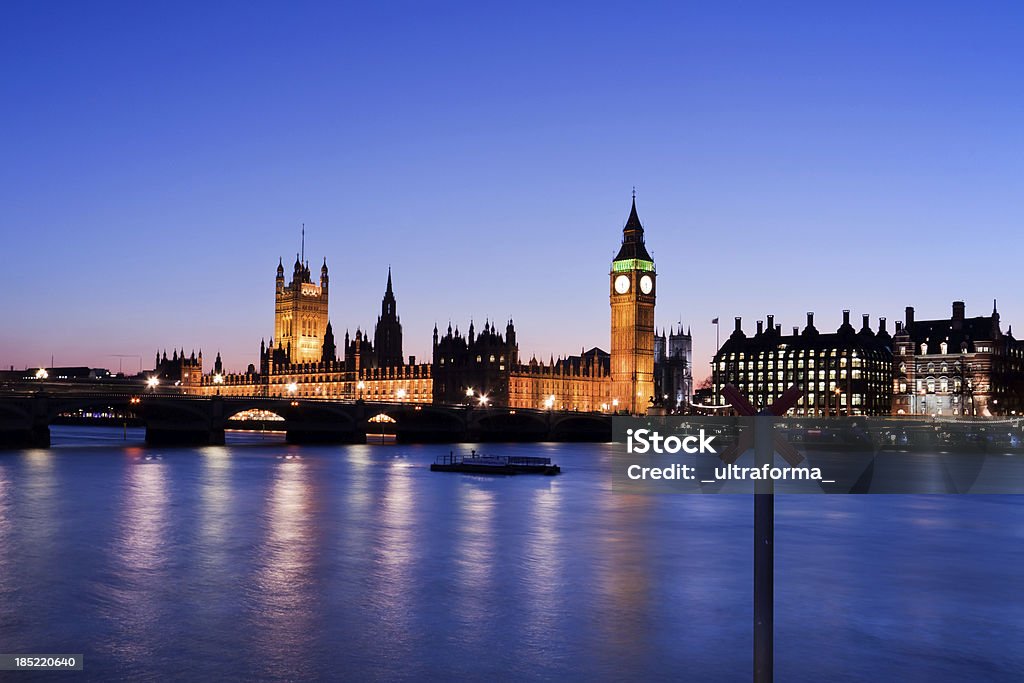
left=610, top=193, right=656, bottom=414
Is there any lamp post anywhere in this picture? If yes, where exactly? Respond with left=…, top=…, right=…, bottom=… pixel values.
left=357, top=380, right=365, bottom=402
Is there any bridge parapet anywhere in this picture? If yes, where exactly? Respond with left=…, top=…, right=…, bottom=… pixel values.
left=0, top=392, right=612, bottom=447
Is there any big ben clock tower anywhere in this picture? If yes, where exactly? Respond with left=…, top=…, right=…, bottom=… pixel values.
left=610, top=193, right=656, bottom=414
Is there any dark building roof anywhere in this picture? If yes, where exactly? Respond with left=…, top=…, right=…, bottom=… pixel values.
left=897, top=302, right=1009, bottom=353
left=614, top=196, right=653, bottom=262
left=552, top=348, right=610, bottom=374
left=905, top=317, right=999, bottom=350
left=717, top=312, right=892, bottom=358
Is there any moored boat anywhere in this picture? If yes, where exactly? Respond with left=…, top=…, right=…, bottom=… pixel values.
left=430, top=450, right=561, bottom=475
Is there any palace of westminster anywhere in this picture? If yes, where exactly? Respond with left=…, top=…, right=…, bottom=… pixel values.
left=147, top=195, right=1024, bottom=417
left=154, top=197, right=694, bottom=414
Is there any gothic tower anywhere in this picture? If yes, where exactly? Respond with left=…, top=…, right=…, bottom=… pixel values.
left=374, top=267, right=404, bottom=367
left=610, top=194, right=656, bottom=414
left=274, top=252, right=330, bottom=364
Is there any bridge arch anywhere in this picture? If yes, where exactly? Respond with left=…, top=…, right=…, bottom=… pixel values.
left=472, top=409, right=549, bottom=441
left=362, top=403, right=466, bottom=443
left=550, top=414, right=612, bottom=442
left=44, top=395, right=144, bottom=423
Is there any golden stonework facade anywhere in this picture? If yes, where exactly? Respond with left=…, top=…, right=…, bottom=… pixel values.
left=275, top=256, right=330, bottom=364
left=196, top=201, right=659, bottom=415
left=609, top=195, right=656, bottom=414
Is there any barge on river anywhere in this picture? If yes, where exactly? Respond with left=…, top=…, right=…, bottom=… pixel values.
left=431, top=450, right=561, bottom=475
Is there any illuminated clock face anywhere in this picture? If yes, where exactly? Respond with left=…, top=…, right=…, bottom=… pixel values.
left=614, top=274, right=630, bottom=294
left=640, top=275, right=654, bottom=294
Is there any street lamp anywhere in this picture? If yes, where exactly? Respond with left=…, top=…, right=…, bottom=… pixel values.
left=286, top=382, right=298, bottom=395
left=357, top=380, right=365, bottom=401
left=396, top=388, right=407, bottom=401
left=213, top=373, right=224, bottom=384
left=146, top=376, right=160, bottom=391
left=466, top=387, right=475, bottom=397
left=35, top=368, right=48, bottom=380
left=478, top=394, right=489, bottom=407
left=544, top=395, right=555, bottom=410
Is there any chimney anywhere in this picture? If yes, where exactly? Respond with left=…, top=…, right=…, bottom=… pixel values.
left=767, top=314, right=775, bottom=330
left=905, top=306, right=915, bottom=328
left=793, top=326, right=799, bottom=336
left=735, top=317, right=742, bottom=332
left=952, top=301, right=965, bottom=320
left=879, top=317, right=887, bottom=333
left=843, top=310, right=851, bottom=326
left=863, top=314, right=870, bottom=328
left=757, top=321, right=764, bottom=335
left=895, top=321, right=903, bottom=333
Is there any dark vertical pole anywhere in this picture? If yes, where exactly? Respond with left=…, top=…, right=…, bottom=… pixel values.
left=753, top=415, right=774, bottom=683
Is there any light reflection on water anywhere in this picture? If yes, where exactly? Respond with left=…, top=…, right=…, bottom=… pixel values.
left=0, top=465, right=11, bottom=613
left=519, top=483, right=562, bottom=649
left=251, top=457, right=319, bottom=680
left=453, top=482, right=496, bottom=633
left=0, top=427, right=1019, bottom=682
left=102, top=456, right=170, bottom=677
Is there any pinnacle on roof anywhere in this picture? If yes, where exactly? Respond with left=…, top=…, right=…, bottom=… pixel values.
left=625, top=193, right=643, bottom=231
left=614, top=192, right=653, bottom=262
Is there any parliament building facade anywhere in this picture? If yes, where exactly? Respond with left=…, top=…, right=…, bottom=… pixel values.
left=189, top=198, right=666, bottom=414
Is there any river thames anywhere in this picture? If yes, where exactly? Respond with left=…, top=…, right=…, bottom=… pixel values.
left=0, top=426, right=1021, bottom=681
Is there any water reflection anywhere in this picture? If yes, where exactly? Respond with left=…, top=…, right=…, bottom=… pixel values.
left=1, top=434, right=1020, bottom=681
left=369, top=460, right=418, bottom=655
left=199, top=447, right=233, bottom=568
left=594, top=489, right=655, bottom=671
left=519, top=484, right=563, bottom=647
left=21, top=451, right=57, bottom=553
left=120, top=459, right=169, bottom=573
left=452, top=482, right=496, bottom=635
left=251, top=459, right=317, bottom=679
left=0, top=466, right=11, bottom=608
left=105, top=457, right=170, bottom=671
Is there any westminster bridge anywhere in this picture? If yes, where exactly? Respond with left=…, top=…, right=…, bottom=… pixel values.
left=0, top=390, right=612, bottom=448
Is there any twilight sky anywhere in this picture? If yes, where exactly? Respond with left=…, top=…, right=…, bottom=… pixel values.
left=1, top=1, right=1022, bottom=380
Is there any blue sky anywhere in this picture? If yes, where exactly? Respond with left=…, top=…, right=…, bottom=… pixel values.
left=1, top=1, right=1022, bottom=379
